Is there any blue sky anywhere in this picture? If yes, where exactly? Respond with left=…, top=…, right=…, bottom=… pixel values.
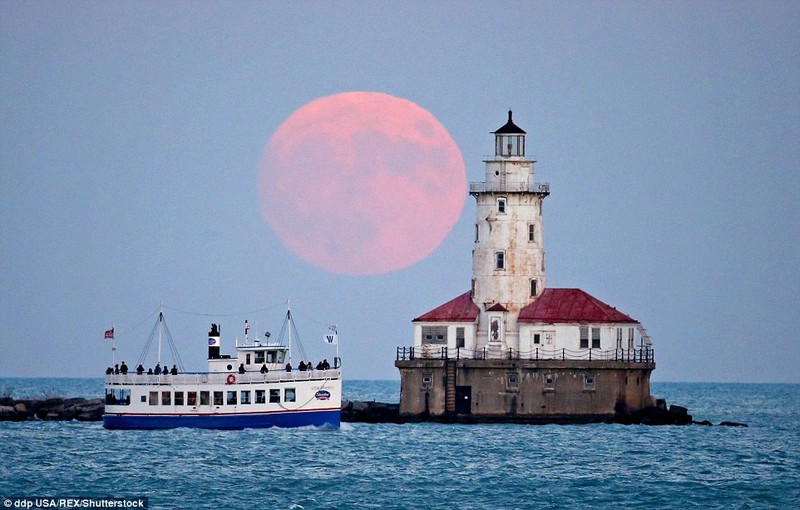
left=1, top=1, right=798, bottom=382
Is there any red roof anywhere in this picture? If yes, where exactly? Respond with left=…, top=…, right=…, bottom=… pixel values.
left=413, top=291, right=480, bottom=323
left=486, top=302, right=508, bottom=312
left=519, top=288, right=638, bottom=324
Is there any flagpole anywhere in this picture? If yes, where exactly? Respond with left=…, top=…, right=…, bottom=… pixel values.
left=111, top=324, right=116, bottom=367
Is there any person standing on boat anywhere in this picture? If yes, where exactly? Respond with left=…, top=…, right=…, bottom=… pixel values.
left=260, top=364, right=268, bottom=374
left=298, top=361, right=307, bottom=371
left=136, top=364, right=144, bottom=375
left=114, top=364, right=120, bottom=374
left=238, top=363, right=246, bottom=374
left=171, top=364, right=178, bottom=375
left=120, top=361, right=128, bottom=375
left=285, top=362, right=292, bottom=372
left=154, top=363, right=161, bottom=375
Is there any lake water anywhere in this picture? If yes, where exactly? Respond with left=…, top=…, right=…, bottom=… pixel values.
left=1, top=379, right=798, bottom=509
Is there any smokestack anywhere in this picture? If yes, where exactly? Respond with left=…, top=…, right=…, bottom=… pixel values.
left=208, top=323, right=221, bottom=359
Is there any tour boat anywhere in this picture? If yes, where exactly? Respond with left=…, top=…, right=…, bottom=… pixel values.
left=103, top=307, right=341, bottom=429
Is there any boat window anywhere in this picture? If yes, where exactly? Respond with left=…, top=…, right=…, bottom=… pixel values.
left=269, top=389, right=280, bottom=403
left=162, top=391, right=171, bottom=406
left=149, top=391, right=158, bottom=405
left=200, top=391, right=210, bottom=405
left=174, top=392, right=184, bottom=406
left=255, top=351, right=265, bottom=364
left=284, top=388, right=296, bottom=403
left=188, top=392, right=197, bottom=406
left=105, top=389, right=130, bottom=406
left=140, top=395, right=146, bottom=403
left=240, top=390, right=251, bottom=405
left=213, top=391, right=223, bottom=406
left=227, top=391, right=237, bottom=405
left=255, top=390, right=266, bottom=404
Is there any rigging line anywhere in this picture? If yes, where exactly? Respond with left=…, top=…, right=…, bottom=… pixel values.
left=116, top=306, right=162, bottom=340
left=161, top=301, right=287, bottom=318
left=287, top=307, right=338, bottom=330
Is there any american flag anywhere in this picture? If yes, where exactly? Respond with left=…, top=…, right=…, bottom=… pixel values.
left=104, top=328, right=114, bottom=339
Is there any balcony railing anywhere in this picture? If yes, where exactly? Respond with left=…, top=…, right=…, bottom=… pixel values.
left=396, top=346, right=654, bottom=363
left=469, top=182, right=550, bottom=194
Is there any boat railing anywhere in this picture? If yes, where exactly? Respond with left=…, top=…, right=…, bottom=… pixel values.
left=105, top=369, right=341, bottom=386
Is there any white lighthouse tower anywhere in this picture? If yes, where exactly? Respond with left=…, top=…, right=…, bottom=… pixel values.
left=470, top=110, right=549, bottom=352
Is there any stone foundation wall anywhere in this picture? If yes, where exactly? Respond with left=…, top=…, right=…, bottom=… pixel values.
left=396, top=359, right=655, bottom=422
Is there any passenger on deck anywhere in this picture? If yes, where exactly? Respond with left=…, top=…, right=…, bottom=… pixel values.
left=147, top=368, right=153, bottom=375
left=285, top=362, right=292, bottom=372
left=298, top=361, right=307, bottom=371
left=105, top=367, right=113, bottom=375
left=316, top=361, right=323, bottom=370
left=260, top=364, right=268, bottom=374
left=238, top=363, right=246, bottom=374
left=171, top=365, right=178, bottom=375
left=154, top=363, right=162, bottom=375
left=114, top=364, right=120, bottom=375
left=322, top=359, right=330, bottom=370
left=136, top=364, right=144, bottom=375
left=120, top=362, right=128, bottom=374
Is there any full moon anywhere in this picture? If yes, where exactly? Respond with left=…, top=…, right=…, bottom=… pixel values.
left=258, top=92, right=466, bottom=275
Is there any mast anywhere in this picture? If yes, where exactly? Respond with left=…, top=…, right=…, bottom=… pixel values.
left=287, top=299, right=292, bottom=364
left=157, top=308, right=163, bottom=366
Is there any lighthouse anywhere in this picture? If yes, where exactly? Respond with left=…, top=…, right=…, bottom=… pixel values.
left=470, top=110, right=549, bottom=353
left=396, top=111, right=655, bottom=422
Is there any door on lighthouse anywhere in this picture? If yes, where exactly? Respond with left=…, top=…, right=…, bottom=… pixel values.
left=455, top=386, right=472, bottom=414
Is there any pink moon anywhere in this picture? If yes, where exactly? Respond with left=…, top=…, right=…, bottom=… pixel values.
left=257, top=92, right=466, bottom=275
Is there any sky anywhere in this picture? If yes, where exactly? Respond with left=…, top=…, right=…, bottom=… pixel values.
left=1, top=1, right=798, bottom=383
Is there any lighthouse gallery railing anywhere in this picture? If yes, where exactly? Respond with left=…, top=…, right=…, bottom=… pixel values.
left=396, top=346, right=654, bottom=363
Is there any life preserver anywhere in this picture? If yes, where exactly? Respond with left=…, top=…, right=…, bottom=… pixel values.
left=226, top=374, right=236, bottom=384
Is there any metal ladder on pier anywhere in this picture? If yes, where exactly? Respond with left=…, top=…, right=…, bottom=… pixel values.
left=445, top=360, right=457, bottom=414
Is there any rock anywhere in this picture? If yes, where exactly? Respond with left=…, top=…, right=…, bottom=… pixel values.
left=719, top=421, right=748, bottom=427
left=341, top=400, right=401, bottom=423
left=693, top=420, right=713, bottom=426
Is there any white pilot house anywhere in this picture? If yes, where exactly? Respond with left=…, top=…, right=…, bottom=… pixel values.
left=396, top=112, right=655, bottom=422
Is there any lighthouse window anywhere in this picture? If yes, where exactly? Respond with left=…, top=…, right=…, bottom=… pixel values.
left=496, top=251, right=505, bottom=270
left=200, top=391, right=209, bottom=405
left=528, top=223, right=535, bottom=242
left=592, top=328, right=601, bottom=349
left=227, top=391, right=237, bottom=405
left=284, top=388, right=296, bottom=403
left=255, top=390, right=266, bottom=404
left=628, top=328, right=635, bottom=350
left=497, top=198, right=506, bottom=214
left=456, top=327, right=465, bottom=348
left=240, top=390, right=251, bottom=405
left=269, top=389, right=280, bottom=403
left=580, top=326, right=589, bottom=349
left=475, top=224, right=479, bottom=242
left=544, top=374, right=555, bottom=390
left=530, top=279, right=538, bottom=297
left=422, top=326, right=447, bottom=345
left=584, top=374, right=596, bottom=390
left=213, top=391, right=223, bottom=406
left=533, top=333, right=541, bottom=345
left=149, top=391, right=158, bottom=406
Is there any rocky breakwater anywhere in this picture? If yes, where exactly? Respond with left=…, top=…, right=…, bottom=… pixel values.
left=0, top=396, right=104, bottom=422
